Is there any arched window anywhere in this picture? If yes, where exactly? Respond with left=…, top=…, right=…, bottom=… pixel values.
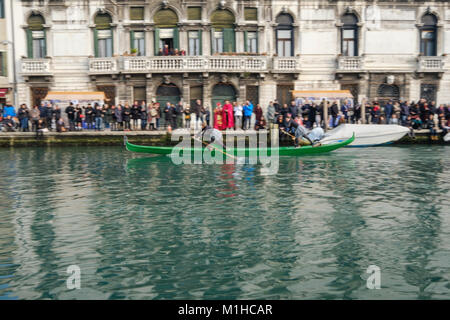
left=153, top=8, right=179, bottom=55
left=420, top=14, right=437, bottom=56
left=211, top=9, right=235, bottom=53
left=341, top=14, right=358, bottom=57
left=94, top=13, right=113, bottom=57
left=27, top=14, right=46, bottom=58
left=276, top=13, right=293, bottom=57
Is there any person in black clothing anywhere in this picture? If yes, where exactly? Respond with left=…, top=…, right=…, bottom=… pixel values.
left=45, top=104, right=54, bottom=130
left=352, top=103, right=361, bottom=124
left=84, top=104, right=94, bottom=130
left=330, top=101, right=339, bottom=128
left=131, top=101, right=140, bottom=130
left=122, top=103, right=132, bottom=131
left=75, top=106, right=83, bottom=130
left=176, top=101, right=184, bottom=129
left=307, top=103, right=316, bottom=128
left=280, top=104, right=289, bottom=120
left=289, top=101, right=299, bottom=119
left=18, top=104, right=30, bottom=132
left=94, top=104, right=104, bottom=131
left=273, top=100, right=280, bottom=120
left=140, top=105, right=148, bottom=130
left=66, top=102, right=76, bottom=131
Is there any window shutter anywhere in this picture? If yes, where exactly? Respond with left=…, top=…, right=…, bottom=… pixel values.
left=130, top=31, right=135, bottom=51
left=198, top=29, right=202, bottom=55
left=211, top=9, right=235, bottom=29
left=154, top=28, right=160, bottom=55
left=110, top=30, right=114, bottom=56
left=223, top=28, right=235, bottom=52
left=173, top=27, right=179, bottom=50
left=43, top=29, right=47, bottom=57
left=130, top=7, right=144, bottom=21
left=27, top=29, right=33, bottom=58
left=187, top=7, right=201, bottom=21
left=95, top=13, right=112, bottom=30
left=94, top=29, right=99, bottom=57
left=154, top=9, right=178, bottom=28
left=244, top=8, right=258, bottom=21
left=244, top=31, right=248, bottom=52
left=211, top=28, right=215, bottom=54
left=1, top=52, right=7, bottom=77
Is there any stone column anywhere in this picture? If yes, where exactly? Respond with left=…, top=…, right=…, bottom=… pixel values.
left=259, top=79, right=276, bottom=113
left=146, top=74, right=154, bottom=103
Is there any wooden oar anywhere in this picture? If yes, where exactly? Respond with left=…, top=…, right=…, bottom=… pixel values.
left=192, top=136, right=237, bottom=160
left=280, top=128, right=296, bottom=140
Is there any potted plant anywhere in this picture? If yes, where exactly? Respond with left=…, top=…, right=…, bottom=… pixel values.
left=130, top=48, right=138, bottom=56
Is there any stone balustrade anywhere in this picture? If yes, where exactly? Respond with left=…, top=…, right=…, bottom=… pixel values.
left=337, top=56, right=364, bottom=71
left=417, top=56, right=445, bottom=72
left=89, top=55, right=292, bottom=74
left=272, top=57, right=301, bottom=72
left=88, top=57, right=118, bottom=73
left=21, top=58, right=51, bottom=75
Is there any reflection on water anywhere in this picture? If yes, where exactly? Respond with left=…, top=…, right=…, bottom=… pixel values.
left=0, top=146, right=449, bottom=299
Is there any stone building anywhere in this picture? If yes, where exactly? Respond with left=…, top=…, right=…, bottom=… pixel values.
left=0, top=0, right=15, bottom=104
left=12, top=0, right=450, bottom=125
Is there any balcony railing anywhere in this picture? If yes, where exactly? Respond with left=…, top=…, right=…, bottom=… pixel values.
left=88, top=57, right=118, bottom=73
left=88, top=55, right=305, bottom=74
left=417, top=56, right=445, bottom=72
left=272, top=57, right=300, bottom=72
left=21, top=58, right=51, bottom=75
left=337, top=56, right=364, bottom=71
left=120, top=55, right=269, bottom=73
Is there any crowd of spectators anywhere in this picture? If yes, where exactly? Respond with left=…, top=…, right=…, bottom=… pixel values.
left=1, top=98, right=449, bottom=139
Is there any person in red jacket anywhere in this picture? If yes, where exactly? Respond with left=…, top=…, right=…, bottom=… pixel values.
left=222, top=100, right=234, bottom=130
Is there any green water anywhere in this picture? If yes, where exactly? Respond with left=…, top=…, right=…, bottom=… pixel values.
left=0, top=146, right=449, bottom=300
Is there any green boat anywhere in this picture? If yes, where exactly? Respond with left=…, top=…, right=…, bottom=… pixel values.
left=125, top=134, right=354, bottom=157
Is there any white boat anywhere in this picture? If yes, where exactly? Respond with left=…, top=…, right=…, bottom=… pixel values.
left=444, top=132, right=450, bottom=142
left=321, top=124, right=410, bottom=147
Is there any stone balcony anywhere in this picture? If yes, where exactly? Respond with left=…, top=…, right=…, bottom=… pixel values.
left=88, top=57, right=119, bottom=74
left=417, top=56, right=445, bottom=73
left=336, top=56, right=364, bottom=72
left=272, top=56, right=301, bottom=73
left=88, top=55, right=301, bottom=74
left=20, top=58, right=52, bottom=76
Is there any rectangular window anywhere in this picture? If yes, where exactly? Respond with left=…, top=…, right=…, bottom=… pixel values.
left=246, top=31, right=258, bottom=53
left=213, top=31, right=223, bottom=53
left=342, top=29, right=356, bottom=57
left=130, top=7, right=144, bottom=21
left=244, top=7, right=258, bottom=21
left=187, top=7, right=202, bottom=20
left=0, top=52, right=6, bottom=76
left=277, top=30, right=292, bottom=57
left=0, top=0, right=4, bottom=19
left=188, top=31, right=200, bottom=56
left=97, top=29, right=113, bottom=57
left=133, top=31, right=145, bottom=56
left=421, top=30, right=436, bottom=56
left=32, top=31, right=46, bottom=58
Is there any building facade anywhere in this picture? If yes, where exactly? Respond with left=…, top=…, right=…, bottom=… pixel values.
left=13, top=0, right=450, bottom=122
left=0, top=0, right=15, bottom=104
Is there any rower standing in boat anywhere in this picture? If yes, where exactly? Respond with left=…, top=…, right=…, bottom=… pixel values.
left=283, top=114, right=323, bottom=147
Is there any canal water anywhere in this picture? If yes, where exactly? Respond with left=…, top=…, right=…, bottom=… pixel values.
left=0, top=145, right=449, bottom=300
